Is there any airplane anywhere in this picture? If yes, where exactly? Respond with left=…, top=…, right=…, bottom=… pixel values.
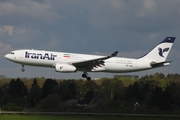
left=5, top=37, right=176, bottom=80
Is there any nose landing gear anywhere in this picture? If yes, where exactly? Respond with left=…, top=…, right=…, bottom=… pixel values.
left=21, top=65, right=25, bottom=72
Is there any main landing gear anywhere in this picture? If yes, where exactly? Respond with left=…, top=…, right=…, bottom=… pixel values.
left=21, top=65, right=25, bottom=72
left=82, top=72, right=91, bottom=81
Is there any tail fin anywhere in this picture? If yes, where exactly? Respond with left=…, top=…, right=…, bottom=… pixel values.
left=139, top=37, right=176, bottom=62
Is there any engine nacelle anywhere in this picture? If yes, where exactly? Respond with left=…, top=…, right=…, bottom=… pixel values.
left=55, top=64, right=76, bottom=73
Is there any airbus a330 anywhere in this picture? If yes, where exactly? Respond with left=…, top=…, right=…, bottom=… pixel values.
left=5, top=37, right=176, bottom=80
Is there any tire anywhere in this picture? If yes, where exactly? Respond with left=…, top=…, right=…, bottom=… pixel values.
left=87, top=77, right=91, bottom=81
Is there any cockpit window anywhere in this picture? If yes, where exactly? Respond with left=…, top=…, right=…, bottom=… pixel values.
left=11, top=52, right=15, bottom=54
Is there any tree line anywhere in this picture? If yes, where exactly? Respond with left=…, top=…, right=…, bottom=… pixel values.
left=0, top=73, right=180, bottom=113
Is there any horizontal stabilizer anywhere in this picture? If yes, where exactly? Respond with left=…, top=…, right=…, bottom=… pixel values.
left=150, top=61, right=171, bottom=68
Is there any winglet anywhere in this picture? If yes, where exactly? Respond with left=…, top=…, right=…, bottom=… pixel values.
left=111, top=51, right=118, bottom=57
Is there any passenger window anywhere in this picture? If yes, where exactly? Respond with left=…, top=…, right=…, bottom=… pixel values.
left=11, top=52, right=14, bottom=54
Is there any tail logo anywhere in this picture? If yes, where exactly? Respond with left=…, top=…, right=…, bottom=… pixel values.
left=158, top=47, right=169, bottom=57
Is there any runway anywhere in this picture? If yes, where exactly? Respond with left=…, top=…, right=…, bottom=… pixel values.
left=0, top=111, right=180, bottom=118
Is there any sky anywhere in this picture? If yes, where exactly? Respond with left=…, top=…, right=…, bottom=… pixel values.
left=0, top=0, right=180, bottom=79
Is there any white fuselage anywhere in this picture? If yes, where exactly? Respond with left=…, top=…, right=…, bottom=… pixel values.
left=4, top=37, right=175, bottom=80
left=5, top=49, right=153, bottom=73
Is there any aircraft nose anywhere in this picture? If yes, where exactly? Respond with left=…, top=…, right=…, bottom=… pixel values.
left=5, top=54, right=11, bottom=60
left=5, top=54, right=8, bottom=58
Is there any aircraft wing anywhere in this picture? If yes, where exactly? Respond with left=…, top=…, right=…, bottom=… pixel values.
left=71, top=51, right=118, bottom=70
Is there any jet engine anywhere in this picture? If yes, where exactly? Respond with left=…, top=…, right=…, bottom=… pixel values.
left=55, top=63, right=76, bottom=73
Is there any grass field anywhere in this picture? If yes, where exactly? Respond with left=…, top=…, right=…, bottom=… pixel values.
left=0, top=115, right=178, bottom=120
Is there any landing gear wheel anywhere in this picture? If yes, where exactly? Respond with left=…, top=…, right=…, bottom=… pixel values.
left=21, top=68, right=25, bottom=72
left=82, top=72, right=91, bottom=81
left=87, top=77, right=91, bottom=81
left=82, top=73, right=86, bottom=78
left=21, top=65, right=25, bottom=72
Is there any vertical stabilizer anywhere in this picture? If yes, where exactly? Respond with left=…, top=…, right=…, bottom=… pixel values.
left=139, top=37, right=176, bottom=62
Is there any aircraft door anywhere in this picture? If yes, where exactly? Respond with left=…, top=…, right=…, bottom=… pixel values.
left=19, top=51, right=24, bottom=59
